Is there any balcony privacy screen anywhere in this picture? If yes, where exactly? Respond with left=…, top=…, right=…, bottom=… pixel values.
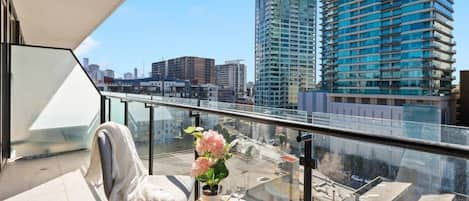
left=11, top=45, right=100, bottom=157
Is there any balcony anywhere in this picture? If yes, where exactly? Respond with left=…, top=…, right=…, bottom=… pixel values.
left=1, top=44, right=469, bottom=201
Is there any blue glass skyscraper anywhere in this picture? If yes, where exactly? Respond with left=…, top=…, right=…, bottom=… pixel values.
left=321, top=0, right=455, bottom=96
left=255, top=0, right=317, bottom=109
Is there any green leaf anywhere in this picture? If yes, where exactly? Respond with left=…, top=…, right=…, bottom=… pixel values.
left=193, top=131, right=204, bottom=138
left=224, top=144, right=231, bottom=152
left=213, top=160, right=229, bottom=183
left=224, top=145, right=232, bottom=160
left=184, top=127, right=196, bottom=134
left=205, top=168, right=215, bottom=186
left=196, top=174, right=209, bottom=183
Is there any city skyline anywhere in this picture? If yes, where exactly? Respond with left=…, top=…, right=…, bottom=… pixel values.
left=3, top=0, right=469, bottom=200
left=75, top=0, right=469, bottom=84
left=74, top=0, right=255, bottom=82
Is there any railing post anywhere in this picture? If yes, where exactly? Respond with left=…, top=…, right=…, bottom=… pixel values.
left=100, top=95, right=106, bottom=124
left=108, top=98, right=112, bottom=122
left=304, top=134, right=313, bottom=201
left=195, top=116, right=200, bottom=200
left=189, top=93, right=202, bottom=201
left=298, top=132, right=313, bottom=201
left=121, top=99, right=129, bottom=126
left=190, top=109, right=201, bottom=201
left=146, top=103, right=155, bottom=175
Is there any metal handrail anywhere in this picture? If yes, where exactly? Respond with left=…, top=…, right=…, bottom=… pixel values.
left=102, top=93, right=469, bottom=161
left=102, top=93, right=469, bottom=160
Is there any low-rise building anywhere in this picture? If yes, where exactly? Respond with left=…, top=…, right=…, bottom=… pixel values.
left=104, top=77, right=191, bottom=96
left=298, top=90, right=328, bottom=113
left=192, top=84, right=218, bottom=101
left=103, top=69, right=115, bottom=79
left=359, top=182, right=414, bottom=201
left=140, top=80, right=190, bottom=96
left=328, top=93, right=455, bottom=124
left=298, top=91, right=456, bottom=124
left=217, top=88, right=235, bottom=103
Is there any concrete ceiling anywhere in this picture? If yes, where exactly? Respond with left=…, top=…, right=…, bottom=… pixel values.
left=12, top=0, right=124, bottom=50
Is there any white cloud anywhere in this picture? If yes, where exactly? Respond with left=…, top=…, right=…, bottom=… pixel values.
left=74, top=36, right=100, bottom=57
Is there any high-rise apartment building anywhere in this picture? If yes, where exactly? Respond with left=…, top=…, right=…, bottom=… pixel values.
left=82, top=58, right=89, bottom=71
left=215, top=60, right=247, bottom=98
left=255, top=0, right=317, bottom=109
left=86, top=64, right=102, bottom=83
left=320, top=0, right=456, bottom=123
left=152, top=60, right=166, bottom=80
left=152, top=56, right=215, bottom=84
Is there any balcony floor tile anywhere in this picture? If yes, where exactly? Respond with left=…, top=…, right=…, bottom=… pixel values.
left=0, top=151, right=101, bottom=201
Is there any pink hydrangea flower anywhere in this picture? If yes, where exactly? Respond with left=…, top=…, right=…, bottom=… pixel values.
left=191, top=157, right=213, bottom=177
left=196, top=130, right=226, bottom=159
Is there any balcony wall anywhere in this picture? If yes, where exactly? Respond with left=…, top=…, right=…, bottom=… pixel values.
left=10, top=45, right=100, bottom=157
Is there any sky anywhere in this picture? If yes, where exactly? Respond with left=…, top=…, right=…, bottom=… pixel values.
left=76, top=0, right=469, bottom=83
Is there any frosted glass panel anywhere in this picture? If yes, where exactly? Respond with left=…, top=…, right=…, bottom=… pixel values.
left=110, top=98, right=125, bottom=124
left=11, top=45, right=100, bottom=157
left=128, top=101, right=149, bottom=161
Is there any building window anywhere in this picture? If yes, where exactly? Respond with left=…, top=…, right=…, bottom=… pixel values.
left=361, top=98, right=371, bottom=104
left=395, top=99, right=406, bottom=106
left=347, top=97, right=355, bottom=103
left=377, top=99, right=387, bottom=105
